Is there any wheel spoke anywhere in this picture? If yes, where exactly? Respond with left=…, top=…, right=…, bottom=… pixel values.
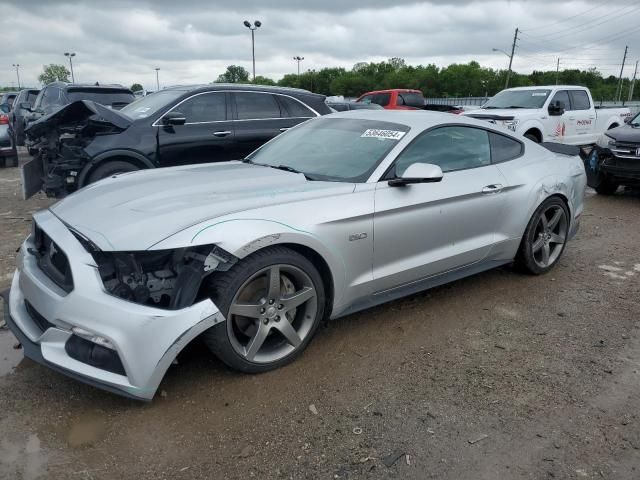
left=532, top=236, right=545, bottom=253
left=245, top=323, right=270, bottom=361
left=229, top=302, right=262, bottom=319
left=547, top=208, right=563, bottom=230
left=274, top=320, right=302, bottom=348
left=542, top=243, right=551, bottom=266
left=549, top=233, right=565, bottom=245
left=540, top=213, right=548, bottom=230
left=281, top=286, right=315, bottom=311
left=267, top=266, right=281, bottom=300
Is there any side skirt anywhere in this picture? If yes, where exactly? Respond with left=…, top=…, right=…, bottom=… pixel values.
left=332, top=259, right=511, bottom=320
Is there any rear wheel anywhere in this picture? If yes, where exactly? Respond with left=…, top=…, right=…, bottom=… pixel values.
left=202, top=246, right=325, bottom=373
left=594, top=178, right=618, bottom=195
left=524, top=132, right=540, bottom=143
left=516, top=197, right=569, bottom=275
left=87, top=160, right=139, bottom=184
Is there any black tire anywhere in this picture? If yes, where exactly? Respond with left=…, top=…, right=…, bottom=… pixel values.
left=87, top=160, right=140, bottom=184
left=201, top=246, right=326, bottom=373
left=594, top=179, right=618, bottom=195
left=515, top=197, right=570, bottom=275
left=524, top=132, right=540, bottom=143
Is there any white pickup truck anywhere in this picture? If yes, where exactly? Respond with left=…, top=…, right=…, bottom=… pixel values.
left=464, top=85, right=631, bottom=146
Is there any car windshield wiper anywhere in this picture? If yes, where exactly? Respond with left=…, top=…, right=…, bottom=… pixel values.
left=506, top=106, right=527, bottom=109
left=269, top=164, right=318, bottom=181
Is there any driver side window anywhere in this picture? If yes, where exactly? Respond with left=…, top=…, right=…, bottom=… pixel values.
left=393, top=126, right=491, bottom=176
left=550, top=90, right=570, bottom=110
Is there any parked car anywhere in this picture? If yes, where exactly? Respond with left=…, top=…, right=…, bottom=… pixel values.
left=464, top=86, right=631, bottom=145
left=0, top=91, right=19, bottom=109
left=23, top=84, right=331, bottom=198
left=356, top=89, right=427, bottom=110
left=0, top=103, right=18, bottom=167
left=3, top=110, right=586, bottom=400
left=585, top=111, right=640, bottom=195
left=327, top=101, right=384, bottom=112
left=8, top=88, right=40, bottom=146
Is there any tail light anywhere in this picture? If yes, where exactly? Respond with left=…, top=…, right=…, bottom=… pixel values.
left=0, top=114, right=8, bottom=125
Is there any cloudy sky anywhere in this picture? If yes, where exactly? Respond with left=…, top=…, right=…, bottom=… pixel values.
left=2, top=0, right=639, bottom=90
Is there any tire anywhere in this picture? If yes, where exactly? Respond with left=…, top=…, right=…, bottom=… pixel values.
left=524, top=132, right=540, bottom=143
left=515, top=197, right=570, bottom=275
left=201, top=246, right=326, bottom=373
left=594, top=179, right=618, bottom=195
left=87, top=160, right=140, bottom=184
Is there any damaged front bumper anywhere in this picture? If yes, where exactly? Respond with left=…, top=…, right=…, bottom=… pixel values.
left=2, top=210, right=224, bottom=401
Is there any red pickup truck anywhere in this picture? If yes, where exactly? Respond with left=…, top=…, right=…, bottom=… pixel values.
left=356, top=89, right=425, bottom=110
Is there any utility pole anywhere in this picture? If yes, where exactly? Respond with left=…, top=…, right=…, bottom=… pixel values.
left=505, top=27, right=519, bottom=89
left=615, top=45, right=628, bottom=103
left=12, top=64, right=21, bottom=89
left=293, top=56, right=304, bottom=76
left=155, top=67, right=160, bottom=91
left=555, top=58, right=560, bottom=85
left=628, top=60, right=638, bottom=102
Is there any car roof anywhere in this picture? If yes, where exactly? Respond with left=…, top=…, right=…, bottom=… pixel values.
left=506, top=85, right=586, bottom=91
left=327, top=109, right=503, bottom=130
left=46, top=81, right=132, bottom=91
left=160, top=83, right=322, bottom=97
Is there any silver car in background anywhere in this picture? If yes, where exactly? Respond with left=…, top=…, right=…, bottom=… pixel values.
left=3, top=111, right=587, bottom=400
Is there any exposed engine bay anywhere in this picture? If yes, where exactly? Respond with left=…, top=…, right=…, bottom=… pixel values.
left=90, top=245, right=236, bottom=310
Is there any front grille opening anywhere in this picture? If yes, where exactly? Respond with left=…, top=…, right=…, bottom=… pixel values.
left=65, top=335, right=126, bottom=376
left=33, top=224, right=74, bottom=293
left=24, top=300, right=55, bottom=334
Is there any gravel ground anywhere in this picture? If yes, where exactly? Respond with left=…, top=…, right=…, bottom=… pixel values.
left=0, top=155, right=639, bottom=480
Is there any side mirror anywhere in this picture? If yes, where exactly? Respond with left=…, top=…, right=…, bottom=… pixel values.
left=162, top=111, right=186, bottom=126
left=624, top=116, right=632, bottom=124
left=388, top=163, right=444, bottom=187
left=548, top=100, right=565, bottom=116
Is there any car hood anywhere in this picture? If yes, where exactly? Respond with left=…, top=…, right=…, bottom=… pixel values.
left=25, top=100, right=131, bottom=139
left=464, top=108, right=540, bottom=120
left=605, top=124, right=640, bottom=143
left=49, top=161, right=355, bottom=251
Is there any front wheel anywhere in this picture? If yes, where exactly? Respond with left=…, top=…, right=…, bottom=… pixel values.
left=594, top=178, right=618, bottom=195
left=202, top=246, right=326, bottom=373
left=515, top=197, right=570, bottom=275
left=87, top=160, right=140, bottom=184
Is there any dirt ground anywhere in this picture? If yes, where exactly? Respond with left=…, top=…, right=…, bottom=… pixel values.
left=0, top=154, right=639, bottom=480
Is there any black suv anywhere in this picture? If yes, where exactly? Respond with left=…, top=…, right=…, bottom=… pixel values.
left=8, top=88, right=40, bottom=146
left=24, top=84, right=332, bottom=198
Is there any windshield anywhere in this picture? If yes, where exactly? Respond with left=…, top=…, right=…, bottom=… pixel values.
left=483, top=89, right=551, bottom=109
left=120, top=90, right=185, bottom=119
left=630, top=112, right=640, bottom=127
left=246, top=117, right=410, bottom=182
left=66, top=89, right=135, bottom=108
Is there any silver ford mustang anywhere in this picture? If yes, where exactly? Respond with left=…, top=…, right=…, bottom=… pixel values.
left=3, top=111, right=587, bottom=400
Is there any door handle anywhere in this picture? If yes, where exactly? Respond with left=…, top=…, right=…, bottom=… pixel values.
left=482, top=184, right=503, bottom=194
left=213, top=130, right=231, bottom=137
left=279, top=127, right=290, bottom=132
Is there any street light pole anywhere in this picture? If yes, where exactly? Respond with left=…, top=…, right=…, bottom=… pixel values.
left=243, top=20, right=262, bottom=81
left=12, top=64, right=20, bottom=89
left=155, top=67, right=160, bottom=91
left=492, top=27, right=518, bottom=90
left=64, top=52, right=76, bottom=83
left=293, top=56, right=304, bottom=76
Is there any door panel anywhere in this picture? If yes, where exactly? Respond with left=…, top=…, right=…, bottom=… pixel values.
left=548, top=90, right=572, bottom=143
left=157, top=92, right=236, bottom=166
left=568, top=90, right=596, bottom=144
left=373, top=166, right=507, bottom=292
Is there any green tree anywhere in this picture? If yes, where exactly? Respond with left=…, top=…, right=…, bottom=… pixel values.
left=216, top=65, right=250, bottom=83
left=130, top=83, right=143, bottom=92
left=252, top=75, right=276, bottom=86
left=38, top=64, right=70, bottom=85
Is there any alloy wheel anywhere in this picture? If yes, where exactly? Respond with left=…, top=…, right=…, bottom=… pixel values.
left=226, top=264, right=318, bottom=364
left=531, top=204, right=568, bottom=269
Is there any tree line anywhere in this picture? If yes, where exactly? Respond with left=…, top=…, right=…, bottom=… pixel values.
left=5, top=59, right=636, bottom=102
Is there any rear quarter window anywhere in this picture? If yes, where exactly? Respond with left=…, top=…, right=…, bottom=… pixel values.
left=278, top=95, right=315, bottom=117
left=489, top=132, right=524, bottom=163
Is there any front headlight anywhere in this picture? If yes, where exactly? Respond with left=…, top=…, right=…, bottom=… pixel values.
left=91, top=244, right=236, bottom=310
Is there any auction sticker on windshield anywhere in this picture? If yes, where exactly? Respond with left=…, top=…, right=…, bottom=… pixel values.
left=361, top=129, right=406, bottom=140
